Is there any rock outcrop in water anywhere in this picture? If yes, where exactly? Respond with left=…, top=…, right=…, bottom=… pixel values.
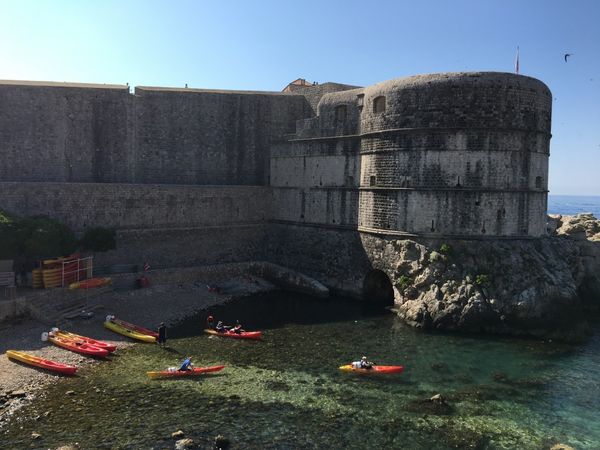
left=384, top=214, right=600, bottom=342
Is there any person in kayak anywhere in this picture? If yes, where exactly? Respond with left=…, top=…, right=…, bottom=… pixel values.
left=215, top=321, right=227, bottom=333
left=232, top=320, right=245, bottom=334
left=352, top=356, right=374, bottom=369
left=179, top=356, right=194, bottom=371
left=157, top=322, right=167, bottom=347
left=206, top=315, right=215, bottom=329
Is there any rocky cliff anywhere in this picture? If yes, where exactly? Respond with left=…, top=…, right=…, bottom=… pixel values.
left=386, top=214, right=600, bottom=342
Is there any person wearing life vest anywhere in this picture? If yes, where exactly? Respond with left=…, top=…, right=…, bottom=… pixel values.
left=179, top=356, right=194, bottom=371
left=352, top=356, right=374, bottom=369
left=215, top=321, right=227, bottom=333
left=232, top=320, right=245, bottom=334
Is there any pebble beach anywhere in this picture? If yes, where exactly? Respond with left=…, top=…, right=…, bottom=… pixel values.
left=0, top=274, right=274, bottom=429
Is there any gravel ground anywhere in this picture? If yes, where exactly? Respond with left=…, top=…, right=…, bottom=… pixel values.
left=0, top=273, right=274, bottom=430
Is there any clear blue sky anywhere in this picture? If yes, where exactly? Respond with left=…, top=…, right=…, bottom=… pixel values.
left=1, top=0, right=598, bottom=195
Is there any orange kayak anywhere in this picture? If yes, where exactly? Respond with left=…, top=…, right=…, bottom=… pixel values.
left=147, top=365, right=225, bottom=379
left=48, top=334, right=110, bottom=358
left=69, top=277, right=111, bottom=290
left=55, top=330, right=117, bottom=353
left=204, top=329, right=262, bottom=340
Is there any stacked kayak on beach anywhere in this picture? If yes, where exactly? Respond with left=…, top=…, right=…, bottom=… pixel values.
left=54, top=330, right=117, bottom=353
left=104, top=316, right=157, bottom=343
left=5, top=328, right=117, bottom=375
left=46, top=333, right=110, bottom=358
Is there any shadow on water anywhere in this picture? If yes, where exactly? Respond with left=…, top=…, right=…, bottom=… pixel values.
left=159, top=345, right=182, bottom=355
left=171, top=290, right=390, bottom=338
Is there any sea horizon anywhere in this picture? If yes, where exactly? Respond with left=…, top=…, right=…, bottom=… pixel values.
left=548, top=194, right=600, bottom=217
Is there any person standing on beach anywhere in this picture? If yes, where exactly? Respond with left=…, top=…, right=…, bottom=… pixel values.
left=157, top=322, right=167, bottom=346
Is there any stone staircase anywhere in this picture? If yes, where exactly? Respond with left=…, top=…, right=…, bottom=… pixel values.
left=27, top=286, right=112, bottom=326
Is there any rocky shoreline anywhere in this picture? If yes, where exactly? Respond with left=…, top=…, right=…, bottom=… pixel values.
left=0, top=271, right=276, bottom=432
left=390, top=214, right=600, bottom=342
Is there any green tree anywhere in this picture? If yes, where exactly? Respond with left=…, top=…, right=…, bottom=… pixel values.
left=0, top=213, right=77, bottom=259
left=79, top=227, right=116, bottom=252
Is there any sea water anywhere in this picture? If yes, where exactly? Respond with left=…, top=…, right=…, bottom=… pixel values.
left=548, top=194, right=600, bottom=217
left=2, top=292, right=599, bottom=449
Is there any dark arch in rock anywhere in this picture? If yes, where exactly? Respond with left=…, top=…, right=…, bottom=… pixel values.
left=363, top=270, right=394, bottom=306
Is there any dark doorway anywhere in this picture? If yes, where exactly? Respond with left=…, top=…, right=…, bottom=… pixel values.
left=363, top=270, right=394, bottom=306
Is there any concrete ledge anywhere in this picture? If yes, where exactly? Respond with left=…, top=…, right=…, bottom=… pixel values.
left=0, top=296, right=28, bottom=322
left=109, top=261, right=330, bottom=298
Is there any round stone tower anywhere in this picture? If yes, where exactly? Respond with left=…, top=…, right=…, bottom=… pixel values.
left=355, top=72, right=551, bottom=238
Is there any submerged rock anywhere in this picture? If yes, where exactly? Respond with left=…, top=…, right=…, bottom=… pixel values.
left=550, top=444, right=576, bottom=450
left=175, top=438, right=196, bottom=450
left=214, top=434, right=230, bottom=449
left=172, top=430, right=185, bottom=438
left=492, top=371, right=510, bottom=383
left=406, top=393, right=454, bottom=415
left=430, top=362, right=449, bottom=372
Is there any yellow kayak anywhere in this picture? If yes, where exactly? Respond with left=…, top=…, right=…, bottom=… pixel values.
left=103, top=320, right=156, bottom=343
left=6, top=350, right=78, bottom=375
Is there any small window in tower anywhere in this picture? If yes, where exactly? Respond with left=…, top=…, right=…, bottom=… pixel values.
left=357, top=94, right=364, bottom=109
left=373, top=96, right=386, bottom=114
left=335, top=105, right=347, bottom=122
left=535, top=176, right=542, bottom=188
left=370, top=175, right=377, bottom=186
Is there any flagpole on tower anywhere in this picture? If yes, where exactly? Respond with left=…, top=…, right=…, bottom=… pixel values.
left=515, top=46, right=520, bottom=74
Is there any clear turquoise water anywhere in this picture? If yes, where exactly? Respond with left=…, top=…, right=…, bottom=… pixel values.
left=2, top=292, right=600, bottom=449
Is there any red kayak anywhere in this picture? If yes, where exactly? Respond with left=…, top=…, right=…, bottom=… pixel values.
left=6, top=350, right=78, bottom=376
left=55, top=330, right=117, bottom=353
left=147, top=365, right=225, bottom=379
left=204, top=329, right=262, bottom=340
left=109, top=317, right=159, bottom=338
left=339, top=364, right=404, bottom=374
left=48, top=334, right=110, bottom=358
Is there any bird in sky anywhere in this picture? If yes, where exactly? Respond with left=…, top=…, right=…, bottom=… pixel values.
left=564, top=53, right=574, bottom=62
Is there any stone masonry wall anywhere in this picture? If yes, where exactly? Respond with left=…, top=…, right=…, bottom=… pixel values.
left=0, top=182, right=269, bottom=231
left=0, top=81, right=311, bottom=186
left=94, top=224, right=266, bottom=269
left=0, top=81, right=132, bottom=183
left=133, top=87, right=310, bottom=185
left=0, top=182, right=270, bottom=269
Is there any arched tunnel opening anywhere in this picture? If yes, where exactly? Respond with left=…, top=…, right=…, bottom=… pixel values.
left=363, top=270, right=394, bottom=306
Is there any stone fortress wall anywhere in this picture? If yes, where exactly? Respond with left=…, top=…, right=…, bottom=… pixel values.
left=0, top=73, right=552, bottom=291
left=273, top=73, right=551, bottom=239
